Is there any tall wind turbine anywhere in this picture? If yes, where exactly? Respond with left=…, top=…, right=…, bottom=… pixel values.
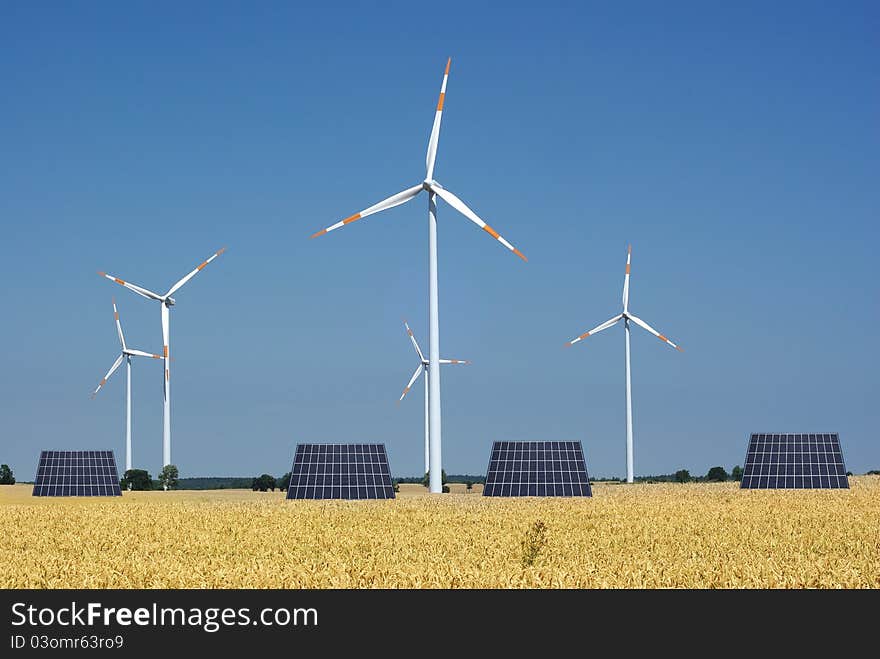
left=398, top=319, right=469, bottom=474
left=310, top=59, right=526, bottom=493
left=91, top=298, right=163, bottom=473
left=98, top=247, right=226, bottom=467
left=564, top=245, right=683, bottom=483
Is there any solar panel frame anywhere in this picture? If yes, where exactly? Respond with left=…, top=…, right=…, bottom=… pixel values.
left=740, top=433, right=849, bottom=489
left=285, top=443, right=395, bottom=500
left=32, top=450, right=122, bottom=497
left=483, top=441, right=592, bottom=497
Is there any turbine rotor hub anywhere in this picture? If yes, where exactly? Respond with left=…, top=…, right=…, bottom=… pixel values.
left=165, top=297, right=176, bottom=307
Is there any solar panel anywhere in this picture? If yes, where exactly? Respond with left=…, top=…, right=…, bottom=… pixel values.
left=483, top=441, right=592, bottom=497
left=32, top=450, right=122, bottom=497
left=286, top=444, right=395, bottom=500
left=740, top=433, right=849, bottom=489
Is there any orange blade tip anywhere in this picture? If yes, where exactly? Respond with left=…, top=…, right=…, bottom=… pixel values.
left=627, top=244, right=632, bottom=254
left=97, top=271, right=105, bottom=277
left=309, top=228, right=327, bottom=239
left=445, top=57, right=451, bottom=74
left=513, top=248, right=528, bottom=262
left=676, top=345, right=684, bottom=352
left=217, top=246, right=227, bottom=255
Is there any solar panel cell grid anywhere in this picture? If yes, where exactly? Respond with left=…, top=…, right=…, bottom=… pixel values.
left=740, top=434, right=848, bottom=489
left=286, top=444, right=395, bottom=500
left=483, top=441, right=592, bottom=497
left=32, top=450, right=122, bottom=497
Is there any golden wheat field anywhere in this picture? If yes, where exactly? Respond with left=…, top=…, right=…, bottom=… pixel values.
left=1, top=478, right=878, bottom=588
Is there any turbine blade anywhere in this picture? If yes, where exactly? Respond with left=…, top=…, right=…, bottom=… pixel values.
left=98, top=272, right=163, bottom=301
left=439, top=358, right=469, bottom=364
left=403, top=319, right=425, bottom=362
left=126, top=349, right=163, bottom=359
left=310, top=184, right=423, bottom=239
left=112, top=297, right=126, bottom=350
left=622, top=244, right=632, bottom=311
left=628, top=313, right=683, bottom=351
left=398, top=363, right=424, bottom=402
left=431, top=184, right=527, bottom=261
left=166, top=247, right=226, bottom=297
left=91, top=354, right=124, bottom=398
left=425, top=57, right=451, bottom=180
left=565, top=313, right=623, bottom=347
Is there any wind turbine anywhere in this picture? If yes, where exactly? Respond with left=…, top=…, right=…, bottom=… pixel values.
left=310, top=59, right=526, bottom=493
left=564, top=245, right=683, bottom=483
left=98, top=247, right=226, bottom=467
left=398, top=319, right=469, bottom=475
left=91, top=298, right=162, bottom=473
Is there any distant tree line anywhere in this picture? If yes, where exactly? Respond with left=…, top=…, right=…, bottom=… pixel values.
left=119, top=465, right=179, bottom=491
left=394, top=473, right=485, bottom=485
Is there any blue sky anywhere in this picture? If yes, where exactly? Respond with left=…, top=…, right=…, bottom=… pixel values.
left=2, top=1, right=877, bottom=480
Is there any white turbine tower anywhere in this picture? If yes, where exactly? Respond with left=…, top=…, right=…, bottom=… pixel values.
left=91, top=298, right=163, bottom=473
left=398, top=320, right=469, bottom=474
left=564, top=245, right=683, bottom=483
left=98, top=247, right=226, bottom=468
left=310, top=59, right=526, bottom=493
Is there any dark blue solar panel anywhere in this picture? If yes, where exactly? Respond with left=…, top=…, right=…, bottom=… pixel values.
left=482, top=441, right=592, bottom=497
left=32, top=450, right=122, bottom=497
left=286, top=444, right=395, bottom=500
left=740, top=433, right=849, bottom=489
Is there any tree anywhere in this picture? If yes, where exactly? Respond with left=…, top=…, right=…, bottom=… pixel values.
left=158, top=464, right=179, bottom=491
left=277, top=472, right=291, bottom=491
left=251, top=474, right=276, bottom=492
left=706, top=466, right=728, bottom=482
left=120, top=469, right=152, bottom=491
left=465, top=481, right=474, bottom=492
left=0, top=464, right=15, bottom=485
left=731, top=465, right=743, bottom=482
left=421, top=470, right=447, bottom=488
left=674, top=469, right=691, bottom=483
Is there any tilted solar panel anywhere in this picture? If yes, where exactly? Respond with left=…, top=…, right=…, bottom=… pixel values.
left=483, top=441, right=592, bottom=497
left=286, top=443, right=395, bottom=500
left=740, top=433, right=849, bottom=489
left=32, top=450, right=122, bottom=497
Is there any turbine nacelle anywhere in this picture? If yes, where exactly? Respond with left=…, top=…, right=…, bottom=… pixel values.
left=164, top=297, right=176, bottom=307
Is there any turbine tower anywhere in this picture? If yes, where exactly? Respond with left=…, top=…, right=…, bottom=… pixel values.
left=98, top=247, right=226, bottom=467
left=564, top=245, right=683, bottom=483
left=91, top=298, right=162, bottom=473
left=398, top=319, right=469, bottom=474
left=310, top=59, right=526, bottom=493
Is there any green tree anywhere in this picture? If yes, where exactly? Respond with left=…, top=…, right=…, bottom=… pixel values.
left=731, top=465, right=743, bottom=482
left=251, top=474, right=276, bottom=492
left=674, top=469, right=691, bottom=483
left=158, top=464, right=179, bottom=491
left=421, top=470, right=447, bottom=488
left=706, top=466, right=729, bottom=482
left=120, top=469, right=152, bottom=491
left=0, top=464, right=15, bottom=485
left=465, top=481, right=474, bottom=492
left=277, top=472, right=291, bottom=491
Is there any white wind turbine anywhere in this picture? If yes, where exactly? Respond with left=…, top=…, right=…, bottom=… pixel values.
left=98, top=247, right=226, bottom=468
left=564, top=245, right=683, bottom=483
left=91, top=298, right=163, bottom=473
left=310, top=59, right=526, bottom=493
left=398, top=319, right=469, bottom=475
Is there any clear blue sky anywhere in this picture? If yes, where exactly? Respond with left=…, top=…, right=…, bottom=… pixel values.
left=2, top=1, right=877, bottom=480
